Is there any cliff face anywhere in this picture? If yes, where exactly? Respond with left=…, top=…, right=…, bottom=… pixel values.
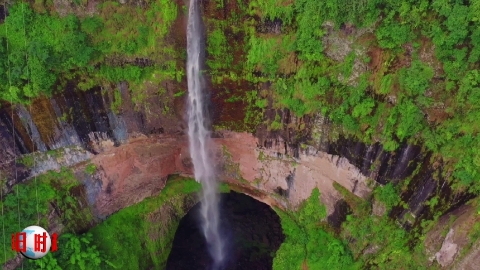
left=1, top=0, right=480, bottom=268
left=0, top=35, right=470, bottom=266
left=215, top=131, right=370, bottom=215
left=0, top=89, right=450, bottom=224
left=0, top=61, right=463, bottom=270
left=81, top=135, right=188, bottom=218
left=0, top=80, right=183, bottom=187
left=0, top=83, right=476, bottom=268
left=1, top=112, right=364, bottom=221
left=0, top=74, right=477, bottom=269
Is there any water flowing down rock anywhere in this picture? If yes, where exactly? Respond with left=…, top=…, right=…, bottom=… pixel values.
left=186, top=0, right=225, bottom=268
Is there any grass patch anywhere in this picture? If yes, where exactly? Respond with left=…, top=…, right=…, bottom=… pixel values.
left=84, top=163, right=97, bottom=175
left=87, top=176, right=201, bottom=269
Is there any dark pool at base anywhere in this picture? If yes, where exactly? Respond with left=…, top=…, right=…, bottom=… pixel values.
left=166, top=191, right=285, bottom=270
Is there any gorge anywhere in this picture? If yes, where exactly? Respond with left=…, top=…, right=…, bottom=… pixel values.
left=0, top=0, right=480, bottom=269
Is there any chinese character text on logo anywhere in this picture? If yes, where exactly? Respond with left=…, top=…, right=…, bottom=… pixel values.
left=11, top=225, right=58, bottom=259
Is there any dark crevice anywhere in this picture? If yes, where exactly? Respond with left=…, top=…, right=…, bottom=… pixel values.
left=166, top=191, right=284, bottom=270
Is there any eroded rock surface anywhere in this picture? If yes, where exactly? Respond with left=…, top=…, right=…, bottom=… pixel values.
left=80, top=131, right=370, bottom=219
left=83, top=134, right=190, bottom=218
left=216, top=131, right=370, bottom=214
left=454, top=239, right=480, bottom=270
left=425, top=203, right=480, bottom=268
left=435, top=229, right=459, bottom=267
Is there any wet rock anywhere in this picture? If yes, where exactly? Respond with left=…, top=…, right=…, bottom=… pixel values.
left=322, top=21, right=370, bottom=85
left=53, top=0, right=98, bottom=17
left=0, top=146, right=92, bottom=194
left=256, top=18, right=282, bottom=34
left=363, top=245, right=380, bottom=255
left=2, top=254, right=24, bottom=270
left=328, top=199, right=351, bottom=227
left=30, top=146, right=93, bottom=176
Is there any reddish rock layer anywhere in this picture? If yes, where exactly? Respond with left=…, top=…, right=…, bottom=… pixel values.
left=85, top=131, right=370, bottom=218
left=88, top=134, right=190, bottom=217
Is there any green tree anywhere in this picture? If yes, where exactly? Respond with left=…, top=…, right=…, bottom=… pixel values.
left=0, top=3, right=95, bottom=102
left=398, top=60, right=434, bottom=97
left=27, top=233, right=116, bottom=270
left=273, top=188, right=357, bottom=269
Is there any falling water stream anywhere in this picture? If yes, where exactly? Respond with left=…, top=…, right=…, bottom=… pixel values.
left=186, top=0, right=225, bottom=268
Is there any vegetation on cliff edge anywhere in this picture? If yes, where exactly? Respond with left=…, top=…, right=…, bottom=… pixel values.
left=238, top=0, right=480, bottom=196
left=22, top=175, right=202, bottom=270
left=0, top=1, right=181, bottom=109
left=0, top=168, right=93, bottom=265
left=273, top=188, right=359, bottom=269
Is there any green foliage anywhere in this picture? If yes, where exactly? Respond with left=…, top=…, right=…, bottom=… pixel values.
left=111, top=88, right=122, bottom=113
left=0, top=181, right=56, bottom=265
left=379, top=74, right=394, bottom=94
left=376, top=21, right=415, bottom=50
left=296, top=188, right=327, bottom=225
left=26, top=233, right=116, bottom=270
left=80, top=16, right=103, bottom=35
left=398, top=60, right=434, bottom=97
left=88, top=177, right=201, bottom=269
left=204, top=1, right=247, bottom=89
left=18, top=154, right=35, bottom=168
left=342, top=214, right=429, bottom=269
left=242, top=0, right=480, bottom=184
left=0, top=168, right=89, bottom=265
left=243, top=90, right=265, bottom=132
left=246, top=35, right=284, bottom=79
left=374, top=182, right=400, bottom=212
left=0, top=3, right=95, bottom=103
left=335, top=180, right=432, bottom=268
left=0, top=0, right=182, bottom=107
left=207, top=28, right=233, bottom=71
left=352, top=98, right=375, bottom=119
left=273, top=188, right=358, bottom=269
left=98, top=65, right=150, bottom=84
left=294, top=1, right=326, bottom=62
left=94, top=0, right=177, bottom=57
left=269, top=113, right=282, bottom=131
left=249, top=0, right=295, bottom=25
left=84, top=163, right=97, bottom=175
left=173, top=90, right=185, bottom=97
left=395, top=99, right=424, bottom=141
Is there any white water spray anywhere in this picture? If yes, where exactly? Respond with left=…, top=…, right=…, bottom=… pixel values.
left=186, top=0, right=225, bottom=268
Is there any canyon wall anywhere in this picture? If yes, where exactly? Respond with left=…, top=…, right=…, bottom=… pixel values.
left=0, top=80, right=477, bottom=268
left=0, top=77, right=369, bottom=219
left=0, top=1, right=478, bottom=268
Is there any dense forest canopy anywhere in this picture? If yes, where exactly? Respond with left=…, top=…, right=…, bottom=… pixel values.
left=0, top=0, right=180, bottom=104
left=225, top=0, right=480, bottom=195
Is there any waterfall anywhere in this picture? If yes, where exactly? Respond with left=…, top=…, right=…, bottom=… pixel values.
left=16, top=104, right=47, bottom=152
left=186, top=0, right=225, bottom=268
